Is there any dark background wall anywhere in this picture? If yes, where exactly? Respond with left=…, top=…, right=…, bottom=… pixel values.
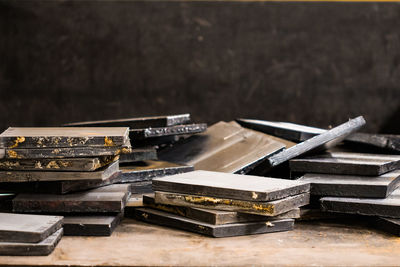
left=0, top=1, right=399, bottom=133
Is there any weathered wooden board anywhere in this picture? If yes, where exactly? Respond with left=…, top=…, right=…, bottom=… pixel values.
left=0, top=228, right=62, bottom=256
left=119, top=147, right=157, bottom=163
left=290, top=152, right=400, bottom=176
left=0, top=213, right=63, bottom=243
left=346, top=133, right=400, bottom=153
left=320, top=188, right=400, bottom=218
left=297, top=170, right=400, bottom=198
left=373, top=217, right=400, bottom=236
left=153, top=170, right=310, bottom=201
left=136, top=194, right=300, bottom=224
left=64, top=114, right=191, bottom=128
left=236, top=118, right=325, bottom=142
left=0, top=127, right=129, bottom=148
left=0, top=160, right=119, bottom=183
left=154, top=191, right=310, bottom=216
left=134, top=208, right=294, bottom=237
left=159, top=121, right=288, bottom=174
left=3, top=141, right=132, bottom=159
left=63, top=213, right=123, bottom=236
left=13, top=184, right=131, bottom=213
left=0, top=156, right=118, bottom=171
left=120, top=160, right=194, bottom=183
left=129, top=123, right=207, bottom=140
left=0, top=171, right=122, bottom=194
left=265, top=116, right=366, bottom=170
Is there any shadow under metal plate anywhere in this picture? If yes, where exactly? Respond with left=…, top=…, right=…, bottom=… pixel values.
left=290, top=152, right=400, bottom=176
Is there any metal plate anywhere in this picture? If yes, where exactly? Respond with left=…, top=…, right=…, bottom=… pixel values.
left=134, top=208, right=294, bottom=237
left=0, top=213, right=63, bottom=243
left=320, top=188, right=400, bottom=218
left=298, top=170, right=400, bottom=198
left=236, top=118, right=325, bottom=142
left=120, top=160, right=194, bottom=183
left=373, top=217, right=400, bottom=236
left=63, top=213, right=123, bottom=236
left=346, top=133, right=400, bottom=152
left=159, top=121, right=288, bottom=174
left=119, top=147, right=157, bottom=163
left=0, top=228, right=63, bottom=256
left=64, top=114, right=191, bottom=128
left=0, top=160, right=119, bottom=182
left=290, top=152, right=400, bottom=176
left=265, top=116, right=366, bottom=170
left=152, top=170, right=310, bottom=201
left=129, top=123, right=207, bottom=140
left=154, top=191, right=310, bottom=216
left=0, top=127, right=129, bottom=148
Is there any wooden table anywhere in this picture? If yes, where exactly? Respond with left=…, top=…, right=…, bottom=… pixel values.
left=0, top=218, right=399, bottom=266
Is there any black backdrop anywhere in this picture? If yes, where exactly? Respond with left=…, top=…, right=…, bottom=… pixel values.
left=0, top=1, right=399, bottom=133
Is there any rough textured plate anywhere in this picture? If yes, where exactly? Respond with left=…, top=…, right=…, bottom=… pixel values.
left=154, top=191, right=310, bottom=216
left=0, top=228, right=63, bottom=256
left=152, top=170, right=310, bottom=201
left=134, top=208, right=294, bottom=237
left=0, top=160, right=119, bottom=183
left=0, top=213, right=63, bottom=243
left=297, top=170, right=400, bottom=198
left=0, top=127, right=129, bottom=148
left=290, top=152, right=400, bottom=176
left=159, top=121, right=287, bottom=174
left=320, top=188, right=400, bottom=218
left=120, top=160, right=194, bottom=183
left=129, top=123, right=207, bottom=140
left=64, top=114, right=191, bottom=128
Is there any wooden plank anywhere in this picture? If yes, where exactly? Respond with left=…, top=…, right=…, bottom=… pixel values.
left=346, top=133, right=400, bottom=152
left=119, top=147, right=157, bottom=163
left=63, top=213, right=123, bottom=236
left=0, top=156, right=118, bottom=171
left=0, top=171, right=122, bottom=194
left=0, top=228, right=62, bottom=256
left=3, top=141, right=132, bottom=159
left=320, top=188, right=400, bottom=218
left=236, top=118, right=325, bottom=142
left=0, top=160, right=119, bottom=183
left=159, top=121, right=288, bottom=174
left=290, top=152, right=400, bottom=176
left=0, top=127, right=129, bottom=148
left=297, top=170, right=400, bottom=198
left=152, top=170, right=310, bottom=201
left=129, top=123, right=207, bottom=140
left=0, top=213, right=63, bottom=243
left=373, top=217, right=400, bottom=236
left=265, top=116, right=366, bottom=170
left=64, top=114, right=191, bottom=128
left=13, top=184, right=131, bottom=213
left=134, top=208, right=294, bottom=237
left=135, top=194, right=300, bottom=225
left=120, top=160, right=194, bottom=183
left=154, top=191, right=310, bottom=216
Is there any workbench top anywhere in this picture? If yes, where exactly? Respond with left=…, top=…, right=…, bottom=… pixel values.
left=0, top=218, right=399, bottom=266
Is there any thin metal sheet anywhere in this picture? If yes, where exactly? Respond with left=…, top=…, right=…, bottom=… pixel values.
left=119, top=147, right=157, bottom=163
left=346, top=133, right=400, bottom=152
left=64, top=114, right=191, bottom=128
left=0, top=160, right=119, bottom=183
left=0, top=228, right=63, bottom=256
left=158, top=121, right=288, bottom=174
left=120, top=160, right=194, bottom=183
left=320, top=188, right=400, bottom=218
left=154, top=191, right=310, bottom=216
left=298, top=170, right=400, bottom=198
left=0, top=213, right=63, bottom=243
left=236, top=118, right=325, bottom=142
left=134, top=208, right=294, bottom=237
left=129, top=123, right=207, bottom=140
left=373, top=217, right=400, bottom=236
left=153, top=170, right=310, bottom=201
left=265, top=116, right=366, bottom=170
left=0, top=127, right=129, bottom=148
left=290, top=152, right=400, bottom=176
